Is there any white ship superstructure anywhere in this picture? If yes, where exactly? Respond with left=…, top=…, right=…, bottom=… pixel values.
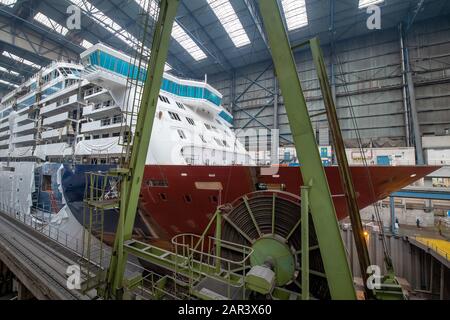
left=0, top=43, right=251, bottom=166
left=78, top=43, right=250, bottom=165
left=0, top=43, right=251, bottom=219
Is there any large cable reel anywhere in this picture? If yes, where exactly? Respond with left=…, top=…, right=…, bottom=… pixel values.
left=220, top=190, right=331, bottom=299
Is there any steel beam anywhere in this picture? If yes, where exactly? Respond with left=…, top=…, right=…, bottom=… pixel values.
left=0, top=15, right=78, bottom=62
left=106, top=0, right=180, bottom=299
left=243, top=0, right=270, bottom=52
left=311, top=38, right=373, bottom=299
left=257, top=0, right=356, bottom=299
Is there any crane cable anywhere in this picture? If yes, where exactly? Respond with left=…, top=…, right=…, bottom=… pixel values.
left=334, top=55, right=394, bottom=270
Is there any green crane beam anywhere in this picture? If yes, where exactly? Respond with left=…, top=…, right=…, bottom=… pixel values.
left=309, top=38, right=373, bottom=299
left=257, top=0, right=356, bottom=299
left=105, top=0, right=180, bottom=299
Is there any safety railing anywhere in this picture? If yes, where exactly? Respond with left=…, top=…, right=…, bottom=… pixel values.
left=413, top=236, right=449, bottom=261
left=171, top=233, right=254, bottom=300
left=1, top=203, right=82, bottom=256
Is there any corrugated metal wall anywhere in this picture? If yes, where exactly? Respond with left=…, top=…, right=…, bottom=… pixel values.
left=209, top=16, right=450, bottom=148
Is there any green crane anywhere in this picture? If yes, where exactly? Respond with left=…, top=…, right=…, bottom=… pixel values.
left=97, top=0, right=404, bottom=300
left=103, top=0, right=181, bottom=299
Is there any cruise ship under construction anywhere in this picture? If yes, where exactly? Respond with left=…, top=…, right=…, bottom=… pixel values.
left=0, top=0, right=448, bottom=302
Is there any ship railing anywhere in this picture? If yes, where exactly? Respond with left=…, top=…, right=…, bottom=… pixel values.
left=412, top=236, right=449, bottom=261
left=123, top=260, right=184, bottom=300
left=171, top=233, right=254, bottom=300
left=0, top=203, right=109, bottom=262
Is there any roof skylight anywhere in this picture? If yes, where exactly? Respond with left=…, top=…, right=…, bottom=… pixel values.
left=0, top=66, right=20, bottom=76
left=135, top=1, right=207, bottom=61
left=2, top=51, right=42, bottom=69
left=358, top=0, right=384, bottom=9
left=171, top=22, right=207, bottom=61
left=206, top=0, right=250, bottom=47
left=70, top=0, right=175, bottom=71
left=280, top=0, right=308, bottom=31
left=0, top=0, right=17, bottom=7
left=81, top=39, right=93, bottom=49
left=33, top=12, right=69, bottom=36
left=0, top=79, right=19, bottom=88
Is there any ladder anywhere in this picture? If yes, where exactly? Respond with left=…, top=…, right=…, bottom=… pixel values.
left=118, top=6, right=153, bottom=167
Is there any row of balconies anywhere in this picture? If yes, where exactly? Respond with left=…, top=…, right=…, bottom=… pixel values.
left=84, top=87, right=109, bottom=102
left=41, top=126, right=74, bottom=140
left=40, top=94, right=80, bottom=117
left=42, top=112, right=73, bottom=128
left=15, top=113, right=35, bottom=125
left=81, top=118, right=123, bottom=134
left=14, top=122, right=35, bottom=134
left=83, top=103, right=121, bottom=120
left=0, top=121, right=9, bottom=130
left=12, top=133, right=35, bottom=144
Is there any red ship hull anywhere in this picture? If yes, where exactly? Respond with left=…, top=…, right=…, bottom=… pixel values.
left=137, top=165, right=439, bottom=240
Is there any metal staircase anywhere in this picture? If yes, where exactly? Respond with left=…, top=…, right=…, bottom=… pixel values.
left=79, top=172, right=119, bottom=293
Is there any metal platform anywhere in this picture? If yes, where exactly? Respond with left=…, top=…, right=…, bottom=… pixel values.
left=0, top=211, right=95, bottom=300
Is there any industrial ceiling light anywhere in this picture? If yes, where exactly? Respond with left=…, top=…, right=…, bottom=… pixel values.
left=206, top=0, right=250, bottom=48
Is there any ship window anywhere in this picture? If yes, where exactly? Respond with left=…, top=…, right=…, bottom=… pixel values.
left=113, top=115, right=122, bottom=124
left=177, top=129, right=187, bottom=140
left=222, top=140, right=228, bottom=147
left=159, top=95, right=170, bottom=104
left=147, top=179, right=169, bottom=187
left=101, top=118, right=111, bottom=126
left=186, top=117, right=195, bottom=126
left=93, top=135, right=100, bottom=139
left=168, top=111, right=181, bottom=121
left=209, top=195, right=218, bottom=204
left=199, top=134, right=207, bottom=143
left=42, top=175, right=52, bottom=191
left=176, top=102, right=185, bottom=110
left=204, top=123, right=211, bottom=130
left=214, top=138, right=224, bottom=146
left=102, top=133, right=109, bottom=138
left=184, top=194, right=192, bottom=203
left=112, top=132, right=120, bottom=137
left=158, top=193, right=167, bottom=201
left=85, top=136, right=91, bottom=140
left=216, top=119, right=221, bottom=125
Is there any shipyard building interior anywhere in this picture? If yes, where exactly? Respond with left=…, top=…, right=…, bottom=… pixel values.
left=0, top=0, right=449, bottom=304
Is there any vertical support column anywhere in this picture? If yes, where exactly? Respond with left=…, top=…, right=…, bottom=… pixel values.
left=271, top=73, right=279, bottom=165
left=215, top=210, right=222, bottom=274
left=106, top=0, right=180, bottom=299
left=440, top=264, right=445, bottom=300
left=257, top=0, right=356, bottom=300
left=399, top=24, right=411, bottom=147
left=390, top=196, right=396, bottom=234
left=329, top=0, right=337, bottom=105
left=301, top=186, right=310, bottom=300
left=401, top=25, right=424, bottom=164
